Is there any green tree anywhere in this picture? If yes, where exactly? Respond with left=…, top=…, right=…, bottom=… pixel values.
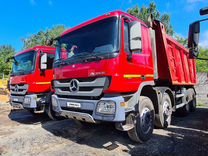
left=174, top=35, right=188, bottom=47
left=0, top=45, right=15, bottom=77
left=22, top=25, right=66, bottom=49
left=127, top=2, right=174, bottom=36
left=196, top=47, right=208, bottom=72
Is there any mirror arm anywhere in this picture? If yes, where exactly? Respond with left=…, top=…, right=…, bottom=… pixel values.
left=197, top=18, right=208, bottom=23
left=127, top=53, right=133, bottom=62
left=197, top=57, right=208, bottom=61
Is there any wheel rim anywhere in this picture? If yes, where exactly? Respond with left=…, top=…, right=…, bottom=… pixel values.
left=163, top=100, right=171, bottom=123
left=140, top=107, right=153, bottom=134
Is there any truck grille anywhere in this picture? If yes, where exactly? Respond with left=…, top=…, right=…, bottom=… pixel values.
left=54, top=77, right=109, bottom=98
left=10, top=84, right=28, bottom=95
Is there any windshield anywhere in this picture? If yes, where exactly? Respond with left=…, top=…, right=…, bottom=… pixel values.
left=12, top=51, right=36, bottom=76
left=55, top=17, right=119, bottom=62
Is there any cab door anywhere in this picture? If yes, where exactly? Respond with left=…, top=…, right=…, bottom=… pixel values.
left=36, top=51, right=55, bottom=93
left=121, top=19, right=154, bottom=90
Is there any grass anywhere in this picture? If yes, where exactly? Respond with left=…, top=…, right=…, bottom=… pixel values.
left=197, top=103, right=208, bottom=108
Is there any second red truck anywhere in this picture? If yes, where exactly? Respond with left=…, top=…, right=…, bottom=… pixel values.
left=9, top=46, right=58, bottom=119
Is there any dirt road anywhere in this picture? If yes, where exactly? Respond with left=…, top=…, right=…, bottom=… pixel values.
left=0, top=103, right=208, bottom=156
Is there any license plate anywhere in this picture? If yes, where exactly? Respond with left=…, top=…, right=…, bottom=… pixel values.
left=66, top=102, right=81, bottom=108
left=13, top=98, right=19, bottom=102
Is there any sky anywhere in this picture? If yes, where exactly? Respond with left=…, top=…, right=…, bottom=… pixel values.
left=0, top=0, right=208, bottom=52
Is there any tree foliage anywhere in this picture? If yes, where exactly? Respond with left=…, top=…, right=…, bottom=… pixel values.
left=127, top=2, right=174, bottom=36
left=22, top=25, right=66, bottom=50
left=197, top=47, right=208, bottom=72
left=174, top=35, right=188, bottom=47
left=0, top=45, right=15, bottom=77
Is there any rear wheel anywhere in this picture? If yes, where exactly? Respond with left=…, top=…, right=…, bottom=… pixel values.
left=189, top=90, right=196, bottom=112
left=155, top=93, right=172, bottom=128
left=127, top=96, right=155, bottom=143
left=189, top=97, right=196, bottom=112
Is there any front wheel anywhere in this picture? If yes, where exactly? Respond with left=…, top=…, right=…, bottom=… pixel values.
left=127, top=96, right=155, bottom=143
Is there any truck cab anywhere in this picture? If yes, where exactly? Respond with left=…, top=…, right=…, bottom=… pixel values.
left=9, top=46, right=56, bottom=118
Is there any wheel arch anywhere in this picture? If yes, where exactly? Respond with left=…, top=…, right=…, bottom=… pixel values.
left=154, top=87, right=175, bottom=111
left=140, top=85, right=159, bottom=114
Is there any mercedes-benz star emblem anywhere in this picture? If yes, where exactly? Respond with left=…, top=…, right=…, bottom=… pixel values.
left=69, top=79, right=79, bottom=92
left=14, top=85, right=19, bottom=92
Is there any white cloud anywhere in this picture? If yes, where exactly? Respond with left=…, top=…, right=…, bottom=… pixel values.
left=185, top=0, right=205, bottom=12
left=48, top=0, right=53, bottom=6
left=187, top=0, right=205, bottom=3
left=199, top=30, right=208, bottom=48
left=30, top=0, right=36, bottom=5
left=165, top=2, right=170, bottom=10
left=184, top=4, right=195, bottom=12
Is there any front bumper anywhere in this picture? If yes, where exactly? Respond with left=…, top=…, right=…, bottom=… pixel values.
left=10, top=94, right=38, bottom=109
left=10, top=95, right=24, bottom=108
left=52, top=95, right=126, bottom=123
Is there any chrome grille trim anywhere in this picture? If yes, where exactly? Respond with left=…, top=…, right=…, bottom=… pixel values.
left=54, top=77, right=107, bottom=97
left=10, top=84, right=28, bottom=95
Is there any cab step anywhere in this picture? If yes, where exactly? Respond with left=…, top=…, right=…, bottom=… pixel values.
left=176, top=103, right=186, bottom=109
left=176, top=93, right=185, bottom=98
left=115, top=123, right=134, bottom=131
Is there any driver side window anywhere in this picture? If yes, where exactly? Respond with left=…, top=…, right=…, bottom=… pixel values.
left=124, top=21, right=142, bottom=54
left=124, top=22, right=130, bottom=53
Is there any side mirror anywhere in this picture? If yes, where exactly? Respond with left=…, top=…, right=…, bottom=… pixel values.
left=6, top=58, right=10, bottom=63
left=6, top=56, right=14, bottom=63
left=129, top=21, right=142, bottom=52
left=40, top=52, right=47, bottom=70
left=200, top=7, right=208, bottom=16
left=188, top=21, right=200, bottom=58
left=6, top=56, right=18, bottom=65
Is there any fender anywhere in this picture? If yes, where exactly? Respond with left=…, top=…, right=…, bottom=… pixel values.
left=126, top=81, right=155, bottom=110
left=154, top=87, right=175, bottom=111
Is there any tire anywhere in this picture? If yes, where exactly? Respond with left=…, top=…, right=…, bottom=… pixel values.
left=189, top=97, right=196, bottom=112
left=189, top=90, right=196, bottom=112
left=155, top=93, right=172, bottom=128
left=127, top=96, right=155, bottom=143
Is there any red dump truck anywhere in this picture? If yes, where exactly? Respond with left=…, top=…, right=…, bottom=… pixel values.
left=9, top=46, right=58, bottom=119
left=52, top=11, right=197, bottom=142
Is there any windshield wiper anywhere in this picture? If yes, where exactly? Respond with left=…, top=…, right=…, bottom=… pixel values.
left=55, top=52, right=89, bottom=63
left=12, top=69, right=25, bottom=76
left=68, top=52, right=89, bottom=60
left=54, top=58, right=62, bottom=63
left=83, top=55, right=102, bottom=63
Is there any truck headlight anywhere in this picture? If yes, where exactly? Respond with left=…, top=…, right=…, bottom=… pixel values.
left=23, top=97, right=31, bottom=104
left=96, top=100, right=116, bottom=115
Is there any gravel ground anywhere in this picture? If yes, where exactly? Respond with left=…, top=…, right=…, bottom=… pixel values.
left=0, top=103, right=208, bottom=156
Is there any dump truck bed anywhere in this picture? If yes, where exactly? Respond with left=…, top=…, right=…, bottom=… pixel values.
left=153, top=21, right=197, bottom=85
